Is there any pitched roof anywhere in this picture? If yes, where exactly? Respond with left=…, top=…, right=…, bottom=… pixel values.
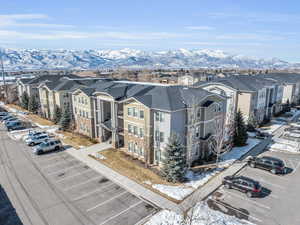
left=26, top=74, right=80, bottom=85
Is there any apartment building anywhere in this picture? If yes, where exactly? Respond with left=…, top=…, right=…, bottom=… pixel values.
left=196, top=75, right=284, bottom=124
left=16, top=74, right=79, bottom=103
left=38, top=77, right=99, bottom=120
left=86, top=80, right=226, bottom=167
left=72, top=87, right=96, bottom=138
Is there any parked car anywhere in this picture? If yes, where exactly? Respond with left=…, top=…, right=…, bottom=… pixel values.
left=24, top=130, right=47, bottom=140
left=0, top=112, right=9, bottom=117
left=255, top=131, right=268, bottom=139
left=33, top=139, right=62, bottom=155
left=4, top=118, right=19, bottom=125
left=1, top=115, right=14, bottom=122
left=25, top=134, right=49, bottom=146
left=6, top=121, right=25, bottom=131
left=223, top=176, right=262, bottom=198
left=248, top=156, right=287, bottom=174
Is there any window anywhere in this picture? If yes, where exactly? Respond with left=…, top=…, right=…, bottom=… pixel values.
left=86, top=112, right=89, bottom=118
left=74, top=107, right=77, bottom=114
left=79, top=110, right=82, bottom=117
left=195, top=127, right=200, bottom=138
left=85, top=99, right=88, bottom=105
left=134, top=143, right=138, bottom=153
left=133, top=126, right=138, bottom=136
left=160, top=132, right=164, bottom=142
left=139, top=128, right=144, bottom=138
left=133, top=107, right=138, bottom=117
left=127, top=107, right=132, bottom=116
left=128, top=142, right=133, bottom=152
left=139, top=146, right=144, bottom=156
left=197, top=108, right=201, bottom=118
left=155, top=131, right=164, bottom=142
left=128, top=124, right=133, bottom=133
left=139, top=110, right=144, bottom=119
left=74, top=96, right=77, bottom=102
left=155, top=111, right=164, bottom=122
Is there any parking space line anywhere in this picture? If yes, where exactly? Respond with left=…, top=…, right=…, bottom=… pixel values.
left=35, top=154, right=68, bottom=162
left=99, top=201, right=143, bottom=225
left=208, top=198, right=262, bottom=223
left=223, top=190, right=271, bottom=210
left=257, top=179, right=285, bottom=190
left=47, top=164, right=84, bottom=175
left=73, top=182, right=115, bottom=201
left=87, top=191, right=127, bottom=212
left=64, top=176, right=102, bottom=191
left=56, top=169, right=92, bottom=182
left=42, top=159, right=77, bottom=169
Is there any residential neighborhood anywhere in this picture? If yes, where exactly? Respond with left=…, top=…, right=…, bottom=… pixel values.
left=2, top=1, right=300, bottom=225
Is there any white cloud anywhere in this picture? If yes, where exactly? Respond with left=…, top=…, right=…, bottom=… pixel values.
left=216, top=33, right=285, bottom=41
left=0, top=13, right=74, bottom=29
left=0, top=30, right=189, bottom=41
left=185, top=26, right=214, bottom=30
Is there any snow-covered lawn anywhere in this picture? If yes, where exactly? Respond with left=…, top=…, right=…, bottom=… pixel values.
left=269, top=138, right=300, bottom=153
left=219, top=138, right=260, bottom=166
left=258, top=120, right=284, bottom=134
left=150, top=138, right=261, bottom=200
left=145, top=201, right=254, bottom=225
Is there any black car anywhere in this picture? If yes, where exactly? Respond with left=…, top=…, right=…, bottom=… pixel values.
left=222, top=176, right=262, bottom=198
left=248, top=156, right=286, bottom=174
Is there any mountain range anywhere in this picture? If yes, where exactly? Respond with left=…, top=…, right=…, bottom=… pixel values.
left=0, top=48, right=298, bottom=71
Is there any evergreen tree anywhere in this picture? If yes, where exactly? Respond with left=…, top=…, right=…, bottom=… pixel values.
left=247, top=113, right=258, bottom=131
left=233, top=109, right=248, bottom=146
left=20, top=92, right=29, bottom=110
left=161, top=133, right=187, bottom=183
left=59, top=107, right=71, bottom=130
left=53, top=106, right=62, bottom=124
left=28, top=95, right=39, bottom=113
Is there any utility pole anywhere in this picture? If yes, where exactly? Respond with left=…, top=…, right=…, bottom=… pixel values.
left=0, top=49, right=7, bottom=100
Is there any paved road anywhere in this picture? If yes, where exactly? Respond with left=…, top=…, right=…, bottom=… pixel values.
left=0, top=126, right=156, bottom=225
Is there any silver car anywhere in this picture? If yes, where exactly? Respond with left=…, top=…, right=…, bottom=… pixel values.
left=25, top=134, right=49, bottom=146
left=33, top=139, right=62, bottom=155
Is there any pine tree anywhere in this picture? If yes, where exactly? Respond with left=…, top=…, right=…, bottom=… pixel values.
left=161, top=133, right=187, bottom=183
left=247, top=113, right=258, bottom=131
left=59, top=107, right=71, bottom=130
left=28, top=95, right=39, bottom=113
left=233, top=109, right=248, bottom=147
left=53, top=106, right=62, bottom=124
left=20, top=92, right=29, bottom=110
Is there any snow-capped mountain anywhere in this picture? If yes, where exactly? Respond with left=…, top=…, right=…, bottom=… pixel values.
left=0, top=48, right=295, bottom=70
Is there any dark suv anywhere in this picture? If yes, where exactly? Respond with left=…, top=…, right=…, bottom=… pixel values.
left=248, top=156, right=286, bottom=174
left=222, top=176, right=262, bottom=198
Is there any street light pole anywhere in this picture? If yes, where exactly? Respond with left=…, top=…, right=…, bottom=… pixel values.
left=0, top=50, right=7, bottom=100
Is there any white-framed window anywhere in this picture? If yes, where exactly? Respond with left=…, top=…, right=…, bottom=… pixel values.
left=139, top=128, right=144, bottom=138
left=195, top=127, right=200, bottom=138
left=133, top=107, right=138, bottom=117
left=133, top=126, right=138, bottom=136
left=128, top=124, right=133, bottom=133
left=155, top=111, right=164, bottom=122
left=139, top=110, right=144, bottom=119
left=86, top=112, right=89, bottom=118
left=127, top=107, right=132, bottom=116
left=155, top=131, right=164, bottom=142
left=128, top=142, right=133, bottom=152
left=134, top=143, right=138, bottom=153
left=139, top=146, right=144, bottom=156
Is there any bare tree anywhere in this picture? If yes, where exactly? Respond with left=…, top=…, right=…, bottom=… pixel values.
left=208, top=105, right=235, bottom=167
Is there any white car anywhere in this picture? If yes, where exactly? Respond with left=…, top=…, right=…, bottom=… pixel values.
left=25, top=134, right=49, bottom=146
left=33, top=139, right=62, bottom=155
left=23, top=130, right=47, bottom=141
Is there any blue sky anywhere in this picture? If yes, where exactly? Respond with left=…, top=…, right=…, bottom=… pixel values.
left=1, top=0, right=300, bottom=61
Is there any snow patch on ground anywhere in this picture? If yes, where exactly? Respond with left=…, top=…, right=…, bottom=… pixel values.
left=269, top=138, right=300, bottom=153
left=90, top=152, right=107, bottom=160
left=150, top=138, right=261, bottom=200
left=219, top=138, right=260, bottom=166
left=145, top=201, right=254, bottom=225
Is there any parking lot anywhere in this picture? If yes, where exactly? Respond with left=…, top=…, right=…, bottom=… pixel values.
left=1, top=125, right=157, bottom=225
left=210, top=148, right=300, bottom=225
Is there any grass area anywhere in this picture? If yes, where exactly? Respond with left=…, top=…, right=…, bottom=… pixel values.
left=57, top=131, right=96, bottom=149
left=7, top=104, right=54, bottom=127
left=91, top=148, right=181, bottom=203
